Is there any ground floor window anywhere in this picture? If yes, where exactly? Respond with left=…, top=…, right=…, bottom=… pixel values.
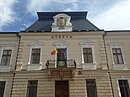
left=118, top=80, right=130, bottom=97
left=27, top=80, right=38, bottom=97
left=86, top=79, right=97, bottom=97
left=0, top=81, right=6, bottom=97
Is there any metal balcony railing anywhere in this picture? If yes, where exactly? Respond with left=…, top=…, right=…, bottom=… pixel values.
left=46, top=59, right=76, bottom=69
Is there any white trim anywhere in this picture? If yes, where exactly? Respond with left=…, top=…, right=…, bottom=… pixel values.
left=109, top=43, right=127, bottom=70
left=108, top=43, right=126, bottom=64
left=54, top=40, right=70, bottom=48
left=28, top=40, right=44, bottom=65
left=80, top=40, right=96, bottom=64
left=116, top=78, right=130, bottom=97
left=53, top=40, right=69, bottom=61
left=28, top=46, right=42, bottom=65
left=52, top=13, right=72, bottom=32
left=80, top=40, right=96, bottom=70
left=28, top=40, right=44, bottom=46
left=0, top=47, right=14, bottom=66
left=27, top=46, right=43, bottom=71
left=0, top=79, right=12, bottom=97
left=0, top=80, right=7, bottom=97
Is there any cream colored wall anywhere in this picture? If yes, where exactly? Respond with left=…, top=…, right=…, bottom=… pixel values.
left=11, top=70, right=113, bottom=97
left=105, top=32, right=130, bottom=70
left=1, top=30, right=130, bottom=97
left=0, top=34, right=19, bottom=97
left=105, top=32, right=130, bottom=97
left=0, top=73, right=14, bottom=97
left=0, top=34, right=19, bottom=71
left=11, top=71, right=55, bottom=97
left=10, top=31, right=118, bottom=97
left=16, top=32, right=107, bottom=71
left=110, top=72, right=130, bottom=97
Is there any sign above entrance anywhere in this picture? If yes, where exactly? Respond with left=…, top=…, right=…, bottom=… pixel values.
left=58, top=61, right=65, bottom=67
left=51, top=35, right=72, bottom=39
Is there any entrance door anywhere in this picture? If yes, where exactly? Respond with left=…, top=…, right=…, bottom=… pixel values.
left=55, top=81, right=69, bottom=97
left=57, top=48, right=67, bottom=67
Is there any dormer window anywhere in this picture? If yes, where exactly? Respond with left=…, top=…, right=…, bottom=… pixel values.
left=52, top=14, right=72, bottom=32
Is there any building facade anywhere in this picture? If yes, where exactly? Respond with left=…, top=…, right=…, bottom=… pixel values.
left=0, top=11, right=130, bottom=97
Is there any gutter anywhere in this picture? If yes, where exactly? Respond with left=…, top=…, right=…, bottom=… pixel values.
left=10, top=33, right=21, bottom=96
left=103, top=31, right=114, bottom=97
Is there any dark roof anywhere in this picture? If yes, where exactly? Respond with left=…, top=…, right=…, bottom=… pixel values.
left=25, top=11, right=100, bottom=32
left=105, top=30, right=130, bottom=32
left=0, top=32, right=18, bottom=34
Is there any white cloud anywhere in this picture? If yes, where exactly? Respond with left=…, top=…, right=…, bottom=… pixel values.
left=27, top=0, right=78, bottom=15
left=27, top=0, right=130, bottom=30
left=20, top=23, right=31, bottom=31
left=90, top=0, right=130, bottom=30
left=0, top=0, right=17, bottom=31
left=55, top=0, right=78, bottom=3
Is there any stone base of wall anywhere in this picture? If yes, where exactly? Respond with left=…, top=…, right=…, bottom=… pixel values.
left=11, top=70, right=113, bottom=97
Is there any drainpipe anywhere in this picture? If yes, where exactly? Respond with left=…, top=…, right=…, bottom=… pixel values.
left=103, top=31, right=114, bottom=97
left=10, top=33, right=21, bottom=97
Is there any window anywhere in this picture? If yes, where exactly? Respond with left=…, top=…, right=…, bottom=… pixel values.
left=27, top=80, right=38, bottom=97
left=86, top=79, right=97, bottom=97
left=112, top=48, right=124, bottom=64
left=31, top=48, right=40, bottom=64
left=57, top=48, right=67, bottom=61
left=118, top=80, right=130, bottom=97
left=0, top=81, right=6, bottom=97
left=1, top=50, right=12, bottom=65
left=83, top=48, right=93, bottom=63
left=57, top=48, right=67, bottom=67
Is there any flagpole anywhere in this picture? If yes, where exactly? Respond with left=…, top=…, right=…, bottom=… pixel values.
left=54, top=53, right=57, bottom=68
left=51, top=48, right=57, bottom=68
left=55, top=48, right=57, bottom=68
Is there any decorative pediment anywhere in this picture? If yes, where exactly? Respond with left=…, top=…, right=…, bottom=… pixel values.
left=29, top=40, right=44, bottom=46
left=54, top=40, right=70, bottom=48
left=80, top=40, right=94, bottom=47
left=0, top=44, right=16, bottom=47
left=107, top=42, right=124, bottom=47
left=52, top=14, right=72, bottom=32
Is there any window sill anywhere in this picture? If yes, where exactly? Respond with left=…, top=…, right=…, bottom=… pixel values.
left=0, top=65, right=14, bottom=72
left=113, top=63, right=126, bottom=65
left=27, top=64, right=42, bottom=70
left=82, top=63, right=96, bottom=70
left=113, top=64, right=128, bottom=70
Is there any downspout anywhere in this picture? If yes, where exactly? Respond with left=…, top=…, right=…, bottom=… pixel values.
left=10, top=33, right=21, bottom=97
left=103, top=31, right=114, bottom=97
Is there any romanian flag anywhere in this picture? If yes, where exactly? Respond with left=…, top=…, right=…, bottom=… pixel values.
left=51, top=48, right=58, bottom=55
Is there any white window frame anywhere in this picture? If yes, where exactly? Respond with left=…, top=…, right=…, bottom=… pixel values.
left=0, top=47, right=14, bottom=66
left=0, top=80, right=6, bottom=97
left=28, top=46, right=42, bottom=65
left=111, top=46, right=125, bottom=65
left=54, top=40, right=70, bottom=60
left=109, top=43, right=126, bottom=65
left=28, top=41, right=44, bottom=65
left=0, top=78, right=13, bottom=97
left=117, top=78, right=130, bottom=97
left=80, top=40, right=96, bottom=64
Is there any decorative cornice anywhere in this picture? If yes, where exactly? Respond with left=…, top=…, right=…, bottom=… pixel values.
left=28, top=40, right=44, bottom=46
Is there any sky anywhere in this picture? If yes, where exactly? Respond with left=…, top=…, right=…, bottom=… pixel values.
left=0, top=0, right=130, bottom=32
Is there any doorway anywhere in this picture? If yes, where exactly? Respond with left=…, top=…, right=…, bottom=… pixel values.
left=55, top=80, right=69, bottom=97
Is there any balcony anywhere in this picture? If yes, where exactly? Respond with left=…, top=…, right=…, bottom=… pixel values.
left=45, top=59, right=77, bottom=79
